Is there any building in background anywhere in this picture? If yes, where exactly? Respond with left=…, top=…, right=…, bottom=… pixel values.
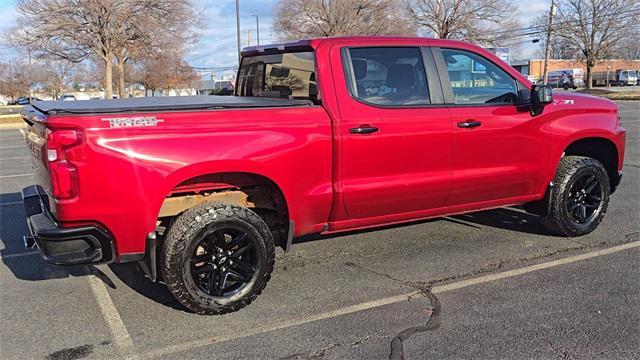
left=523, top=59, right=640, bottom=86
left=197, top=79, right=235, bottom=95
left=486, top=48, right=511, bottom=64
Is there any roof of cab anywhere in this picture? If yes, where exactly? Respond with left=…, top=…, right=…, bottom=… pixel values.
left=241, top=36, right=483, bottom=55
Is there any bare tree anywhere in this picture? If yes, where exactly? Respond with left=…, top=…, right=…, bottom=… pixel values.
left=611, top=27, right=640, bottom=60
left=535, top=32, right=580, bottom=59
left=0, top=60, right=31, bottom=100
left=36, top=60, right=78, bottom=99
left=133, top=52, right=200, bottom=96
left=553, top=0, right=639, bottom=89
left=405, top=0, right=521, bottom=45
left=9, top=0, right=201, bottom=99
left=274, top=0, right=416, bottom=40
left=110, top=0, right=200, bottom=98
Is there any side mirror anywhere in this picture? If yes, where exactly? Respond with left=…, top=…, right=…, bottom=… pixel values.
left=531, top=84, right=553, bottom=105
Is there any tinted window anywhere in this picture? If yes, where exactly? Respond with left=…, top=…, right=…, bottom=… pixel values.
left=236, top=52, right=317, bottom=103
left=347, top=47, right=429, bottom=106
left=442, top=49, right=518, bottom=105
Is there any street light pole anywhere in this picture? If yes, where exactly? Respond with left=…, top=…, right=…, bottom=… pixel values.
left=251, top=15, right=260, bottom=46
left=236, top=0, right=241, bottom=66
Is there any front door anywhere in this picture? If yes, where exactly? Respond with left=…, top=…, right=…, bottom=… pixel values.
left=434, top=47, right=550, bottom=206
left=332, top=45, right=453, bottom=219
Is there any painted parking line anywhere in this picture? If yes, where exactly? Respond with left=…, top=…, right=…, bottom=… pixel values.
left=0, top=174, right=32, bottom=179
left=0, top=145, right=25, bottom=149
left=0, top=251, right=39, bottom=260
left=0, top=201, right=23, bottom=206
left=0, top=156, right=30, bottom=160
left=88, top=275, right=140, bottom=359
left=140, top=241, right=640, bottom=359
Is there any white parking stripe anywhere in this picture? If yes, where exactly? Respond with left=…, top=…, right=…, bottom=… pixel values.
left=0, top=156, right=30, bottom=160
left=0, top=174, right=32, bottom=179
left=0, top=201, right=22, bottom=206
left=140, top=241, right=640, bottom=359
left=0, top=251, right=39, bottom=260
left=88, top=275, right=139, bottom=359
left=0, top=145, right=25, bottom=149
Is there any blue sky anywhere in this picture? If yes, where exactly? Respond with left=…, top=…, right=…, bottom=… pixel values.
left=0, top=0, right=548, bottom=75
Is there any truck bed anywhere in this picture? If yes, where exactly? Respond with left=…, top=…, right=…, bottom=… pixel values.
left=30, top=95, right=314, bottom=115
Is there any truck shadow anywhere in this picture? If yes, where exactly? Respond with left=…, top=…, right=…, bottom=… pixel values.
left=294, top=206, right=554, bottom=246
left=452, top=207, right=555, bottom=236
left=107, top=262, right=188, bottom=311
left=1, top=192, right=92, bottom=281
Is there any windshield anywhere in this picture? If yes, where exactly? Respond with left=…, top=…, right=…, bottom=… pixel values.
left=235, top=51, right=318, bottom=104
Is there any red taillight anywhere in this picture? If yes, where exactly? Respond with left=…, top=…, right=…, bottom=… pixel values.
left=50, top=161, right=78, bottom=198
left=46, top=129, right=81, bottom=199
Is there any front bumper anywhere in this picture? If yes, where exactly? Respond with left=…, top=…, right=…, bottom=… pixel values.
left=22, top=185, right=115, bottom=265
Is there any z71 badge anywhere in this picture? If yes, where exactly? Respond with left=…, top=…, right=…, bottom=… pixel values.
left=102, top=116, right=164, bottom=128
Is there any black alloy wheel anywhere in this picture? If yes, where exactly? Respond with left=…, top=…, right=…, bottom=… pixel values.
left=542, top=156, right=610, bottom=237
left=162, top=203, right=275, bottom=315
left=189, top=227, right=258, bottom=297
left=566, top=173, right=604, bottom=225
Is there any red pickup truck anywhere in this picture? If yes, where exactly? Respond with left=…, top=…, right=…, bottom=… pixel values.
left=21, top=37, right=625, bottom=314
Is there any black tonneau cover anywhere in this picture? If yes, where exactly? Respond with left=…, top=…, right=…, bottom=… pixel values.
left=30, top=95, right=313, bottom=115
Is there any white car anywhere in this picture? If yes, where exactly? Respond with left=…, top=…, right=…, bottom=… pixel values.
left=617, top=70, right=638, bottom=86
left=59, top=95, right=77, bottom=101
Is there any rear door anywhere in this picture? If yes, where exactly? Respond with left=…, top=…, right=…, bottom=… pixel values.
left=331, top=45, right=453, bottom=219
left=433, top=47, right=549, bottom=206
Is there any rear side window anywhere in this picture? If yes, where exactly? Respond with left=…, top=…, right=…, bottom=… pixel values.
left=346, top=47, right=430, bottom=106
left=236, top=52, right=317, bottom=103
left=441, top=49, right=517, bottom=105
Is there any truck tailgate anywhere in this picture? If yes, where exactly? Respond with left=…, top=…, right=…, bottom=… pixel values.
left=22, top=110, right=53, bottom=203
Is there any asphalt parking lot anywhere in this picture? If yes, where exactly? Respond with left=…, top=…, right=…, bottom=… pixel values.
left=1, top=101, right=638, bottom=360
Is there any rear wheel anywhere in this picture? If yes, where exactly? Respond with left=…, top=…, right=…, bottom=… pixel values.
left=542, top=156, right=610, bottom=236
left=161, top=202, right=275, bottom=315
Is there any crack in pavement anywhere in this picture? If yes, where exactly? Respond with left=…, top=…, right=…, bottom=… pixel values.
left=278, top=334, right=380, bottom=360
left=345, top=262, right=442, bottom=360
left=534, top=331, right=574, bottom=359
left=412, top=236, right=637, bottom=290
left=389, top=290, right=441, bottom=360
left=344, top=235, right=639, bottom=360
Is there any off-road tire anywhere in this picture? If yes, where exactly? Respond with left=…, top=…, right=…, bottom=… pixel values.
left=161, top=202, right=275, bottom=315
left=542, top=156, right=610, bottom=237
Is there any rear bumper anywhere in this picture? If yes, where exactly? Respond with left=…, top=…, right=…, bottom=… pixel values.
left=22, top=185, right=115, bottom=265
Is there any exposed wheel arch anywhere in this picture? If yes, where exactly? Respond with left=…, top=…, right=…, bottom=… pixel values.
left=563, top=137, right=619, bottom=192
left=157, top=172, right=290, bottom=249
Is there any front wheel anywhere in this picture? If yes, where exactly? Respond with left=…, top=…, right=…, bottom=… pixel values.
left=161, top=202, right=275, bottom=315
left=542, top=156, right=610, bottom=237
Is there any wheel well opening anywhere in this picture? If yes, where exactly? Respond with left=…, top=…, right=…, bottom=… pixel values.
left=158, top=172, right=290, bottom=248
left=564, top=138, right=618, bottom=190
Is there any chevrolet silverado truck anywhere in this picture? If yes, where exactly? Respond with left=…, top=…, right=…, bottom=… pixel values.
left=21, top=37, right=625, bottom=314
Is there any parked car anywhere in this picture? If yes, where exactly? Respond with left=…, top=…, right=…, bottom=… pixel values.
left=59, top=94, right=77, bottom=101
left=21, top=37, right=625, bottom=315
left=8, top=96, right=41, bottom=105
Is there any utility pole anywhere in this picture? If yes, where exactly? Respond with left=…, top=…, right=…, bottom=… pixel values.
left=26, top=31, right=33, bottom=101
left=235, top=0, right=241, bottom=66
left=247, top=30, right=252, bottom=47
left=542, top=0, right=555, bottom=85
left=251, top=15, right=260, bottom=46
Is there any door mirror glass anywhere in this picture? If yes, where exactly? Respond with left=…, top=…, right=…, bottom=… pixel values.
left=532, top=84, right=553, bottom=105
